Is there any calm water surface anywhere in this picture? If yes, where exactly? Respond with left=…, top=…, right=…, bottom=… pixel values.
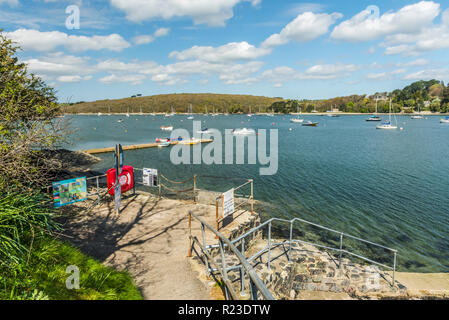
left=64, top=114, right=449, bottom=272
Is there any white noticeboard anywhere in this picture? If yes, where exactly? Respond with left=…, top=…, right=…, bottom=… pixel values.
left=223, top=188, right=235, bottom=218
left=143, top=168, right=158, bottom=187
left=115, top=183, right=121, bottom=212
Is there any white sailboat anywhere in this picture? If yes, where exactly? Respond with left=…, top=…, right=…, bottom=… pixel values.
left=187, top=104, right=194, bottom=120
left=411, top=104, right=424, bottom=119
left=291, top=107, right=304, bottom=123
left=366, top=99, right=382, bottom=121
left=377, top=99, right=398, bottom=130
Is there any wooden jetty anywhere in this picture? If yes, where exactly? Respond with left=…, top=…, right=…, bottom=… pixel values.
left=82, top=139, right=213, bottom=155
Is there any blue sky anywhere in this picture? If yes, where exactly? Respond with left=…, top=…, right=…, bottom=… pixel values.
left=1, top=0, right=449, bottom=102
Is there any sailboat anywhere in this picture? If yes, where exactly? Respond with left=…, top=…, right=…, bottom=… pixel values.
left=440, top=116, right=449, bottom=124
left=291, top=107, right=304, bottom=123
left=377, top=99, right=398, bottom=130
left=211, top=106, right=218, bottom=117
left=411, top=104, right=424, bottom=119
left=247, top=106, right=253, bottom=117
left=126, top=108, right=130, bottom=117
left=187, top=104, right=194, bottom=120
left=326, top=105, right=340, bottom=117
left=367, top=99, right=382, bottom=121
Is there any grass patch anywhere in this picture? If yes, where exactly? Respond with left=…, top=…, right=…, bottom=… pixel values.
left=0, top=236, right=143, bottom=300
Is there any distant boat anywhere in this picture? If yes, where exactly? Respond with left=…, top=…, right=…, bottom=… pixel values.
left=197, top=128, right=213, bottom=134
left=158, top=141, right=171, bottom=148
left=232, top=128, right=256, bottom=135
left=291, top=107, right=304, bottom=123
left=187, top=104, right=194, bottom=120
left=161, top=126, right=173, bottom=131
left=302, top=121, right=318, bottom=127
left=440, top=116, right=449, bottom=124
left=411, top=105, right=424, bottom=119
left=117, top=119, right=123, bottom=123
left=377, top=99, right=398, bottom=130
left=179, top=138, right=201, bottom=145
left=366, top=115, right=382, bottom=122
left=367, top=98, right=382, bottom=121
left=98, top=112, right=103, bottom=116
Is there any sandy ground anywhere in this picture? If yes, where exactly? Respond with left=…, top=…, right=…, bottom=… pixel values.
left=59, top=192, right=253, bottom=300
left=59, top=193, right=220, bottom=300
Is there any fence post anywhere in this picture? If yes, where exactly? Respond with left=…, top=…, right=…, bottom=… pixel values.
left=250, top=279, right=258, bottom=301
left=201, top=223, right=210, bottom=276
left=250, top=179, right=254, bottom=215
left=158, top=182, right=162, bottom=198
left=215, top=198, right=219, bottom=239
left=289, top=221, right=293, bottom=262
left=339, top=233, right=344, bottom=269
left=193, top=175, right=197, bottom=203
left=267, top=221, right=272, bottom=270
left=392, top=251, right=397, bottom=286
left=188, top=212, right=192, bottom=257
left=240, top=239, right=246, bottom=296
left=96, top=176, right=100, bottom=202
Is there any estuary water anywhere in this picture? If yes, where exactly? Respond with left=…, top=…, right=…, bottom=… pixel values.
left=65, top=114, right=449, bottom=273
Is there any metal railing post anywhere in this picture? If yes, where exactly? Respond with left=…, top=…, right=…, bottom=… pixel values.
left=240, top=239, right=246, bottom=296
left=267, top=221, right=272, bottom=270
left=201, top=223, right=210, bottom=276
left=188, top=212, right=192, bottom=257
left=193, top=175, right=197, bottom=203
left=393, top=252, right=397, bottom=286
left=339, top=233, right=344, bottom=269
left=250, top=279, right=258, bottom=300
left=289, top=221, right=293, bottom=262
left=158, top=183, right=162, bottom=198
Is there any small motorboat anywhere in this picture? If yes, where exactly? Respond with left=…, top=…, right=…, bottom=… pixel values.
left=232, top=128, right=256, bottom=135
left=366, top=115, right=382, bottom=122
left=440, top=117, right=449, bottom=124
left=197, top=128, right=213, bottom=134
left=302, top=121, right=318, bottom=127
left=290, top=118, right=304, bottom=123
left=326, top=114, right=340, bottom=117
left=156, top=138, right=170, bottom=143
left=158, top=141, right=171, bottom=148
left=161, top=126, right=173, bottom=131
left=117, top=119, right=124, bottom=123
left=178, top=138, right=201, bottom=145
left=187, top=116, right=194, bottom=120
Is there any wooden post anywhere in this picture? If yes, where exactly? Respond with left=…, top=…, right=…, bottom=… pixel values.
left=216, top=198, right=219, bottom=238
left=250, top=179, right=255, bottom=215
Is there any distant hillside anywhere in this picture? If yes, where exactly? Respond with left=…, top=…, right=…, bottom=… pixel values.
left=62, top=93, right=283, bottom=114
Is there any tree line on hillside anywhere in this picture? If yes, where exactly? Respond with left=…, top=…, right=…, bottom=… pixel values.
left=270, top=80, right=449, bottom=114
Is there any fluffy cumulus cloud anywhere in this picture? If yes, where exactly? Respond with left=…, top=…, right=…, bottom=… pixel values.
left=331, top=1, right=440, bottom=42
left=169, top=41, right=271, bottom=63
left=300, top=63, right=359, bottom=80
left=110, top=0, right=260, bottom=27
left=383, top=9, right=449, bottom=56
left=262, top=12, right=342, bottom=48
left=402, top=69, right=449, bottom=81
left=5, top=29, right=130, bottom=52
left=132, top=28, right=171, bottom=45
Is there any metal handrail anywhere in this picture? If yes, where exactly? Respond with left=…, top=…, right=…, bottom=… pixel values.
left=188, top=210, right=274, bottom=300
left=230, top=216, right=398, bottom=285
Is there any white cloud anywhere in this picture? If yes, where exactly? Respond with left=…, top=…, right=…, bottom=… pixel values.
left=24, top=52, right=93, bottom=76
left=57, top=75, right=92, bottom=83
left=154, top=27, right=170, bottom=37
left=331, top=1, right=440, bottom=42
left=300, top=63, right=359, bottom=79
left=133, top=35, right=154, bottom=45
left=0, top=0, right=18, bottom=6
left=133, top=27, right=170, bottom=45
left=5, top=29, right=130, bottom=52
left=99, top=74, right=146, bottom=85
left=397, top=59, right=429, bottom=67
left=262, top=11, right=342, bottom=48
left=110, top=0, right=259, bottom=27
left=170, top=41, right=271, bottom=63
left=402, top=69, right=449, bottom=81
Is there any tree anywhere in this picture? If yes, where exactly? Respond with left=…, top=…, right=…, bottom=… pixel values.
left=0, top=32, right=64, bottom=190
